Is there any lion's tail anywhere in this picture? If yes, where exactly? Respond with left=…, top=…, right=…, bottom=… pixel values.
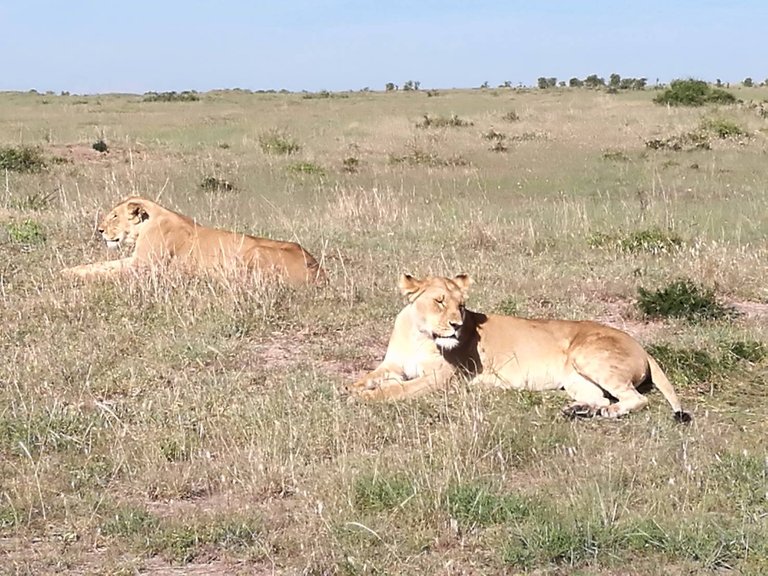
left=647, top=354, right=691, bottom=423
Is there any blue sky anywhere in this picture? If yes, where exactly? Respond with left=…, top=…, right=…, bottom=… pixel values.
left=1, top=1, right=765, bottom=93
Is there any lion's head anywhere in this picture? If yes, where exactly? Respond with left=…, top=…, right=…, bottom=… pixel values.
left=399, top=273, right=472, bottom=350
left=97, top=197, right=150, bottom=250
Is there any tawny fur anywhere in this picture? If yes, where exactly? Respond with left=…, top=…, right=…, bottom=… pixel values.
left=62, top=196, right=325, bottom=285
left=349, top=274, right=689, bottom=421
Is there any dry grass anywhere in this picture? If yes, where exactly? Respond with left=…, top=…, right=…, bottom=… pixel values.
left=1, top=87, right=767, bottom=574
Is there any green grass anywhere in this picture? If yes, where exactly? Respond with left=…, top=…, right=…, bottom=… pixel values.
left=637, top=279, right=732, bottom=321
left=0, top=145, right=47, bottom=172
left=0, top=85, right=767, bottom=574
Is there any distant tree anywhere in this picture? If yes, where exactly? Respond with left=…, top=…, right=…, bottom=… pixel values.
left=537, top=77, right=557, bottom=89
left=609, top=73, right=621, bottom=88
left=584, top=74, right=605, bottom=88
left=480, top=80, right=490, bottom=89
left=632, top=78, right=647, bottom=90
left=569, top=77, right=584, bottom=88
left=559, top=81, right=566, bottom=87
left=500, top=80, right=513, bottom=88
left=743, top=77, right=754, bottom=87
left=403, top=80, right=414, bottom=91
left=385, top=82, right=396, bottom=92
left=715, top=79, right=723, bottom=87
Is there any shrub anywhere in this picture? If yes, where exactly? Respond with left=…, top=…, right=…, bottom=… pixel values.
left=199, top=175, right=235, bottom=193
left=287, top=161, right=325, bottom=176
left=258, top=130, right=300, bottom=155
left=0, top=145, right=47, bottom=172
left=341, top=156, right=360, bottom=173
left=636, top=279, right=732, bottom=321
left=645, top=131, right=711, bottom=151
left=602, top=150, right=630, bottom=162
left=653, top=79, right=737, bottom=106
left=617, top=227, right=683, bottom=254
left=6, top=220, right=46, bottom=245
left=699, top=117, right=748, bottom=139
left=482, top=128, right=506, bottom=141
left=501, top=110, right=520, bottom=122
left=389, top=146, right=469, bottom=168
left=416, top=113, right=473, bottom=128
left=142, top=91, right=200, bottom=102
left=92, top=139, right=109, bottom=153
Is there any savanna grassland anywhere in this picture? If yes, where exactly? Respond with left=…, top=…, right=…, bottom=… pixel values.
left=1, top=85, right=767, bottom=575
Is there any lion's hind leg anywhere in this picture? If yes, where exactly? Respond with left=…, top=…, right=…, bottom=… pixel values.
left=570, top=367, right=649, bottom=418
left=561, top=373, right=611, bottom=419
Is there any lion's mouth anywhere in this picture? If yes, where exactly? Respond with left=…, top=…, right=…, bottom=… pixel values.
left=433, top=331, right=460, bottom=350
left=104, top=238, right=122, bottom=250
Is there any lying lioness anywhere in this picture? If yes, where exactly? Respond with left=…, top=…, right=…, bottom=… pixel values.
left=349, top=274, right=690, bottom=421
left=62, top=196, right=325, bottom=285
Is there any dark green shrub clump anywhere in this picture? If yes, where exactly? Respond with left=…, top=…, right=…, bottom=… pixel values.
left=258, top=130, right=300, bottom=155
left=142, top=91, right=200, bottom=102
left=0, top=145, right=47, bottom=172
left=287, top=161, right=324, bottom=176
left=653, top=79, right=736, bottom=107
left=199, top=175, right=234, bottom=193
left=637, top=279, right=732, bottom=321
left=416, top=113, right=473, bottom=128
left=588, top=227, right=683, bottom=255
left=699, top=117, right=748, bottom=139
left=92, top=139, right=109, bottom=153
left=6, top=220, right=46, bottom=245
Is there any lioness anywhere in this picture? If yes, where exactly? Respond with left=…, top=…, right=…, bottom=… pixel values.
left=349, top=274, right=690, bottom=422
left=62, top=196, right=325, bottom=285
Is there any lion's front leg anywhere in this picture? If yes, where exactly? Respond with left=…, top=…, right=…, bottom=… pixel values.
left=62, top=257, right=136, bottom=279
left=354, top=365, right=455, bottom=401
left=348, top=363, right=405, bottom=394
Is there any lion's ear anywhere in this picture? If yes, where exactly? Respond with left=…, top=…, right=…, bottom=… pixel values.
left=452, top=273, right=473, bottom=295
left=398, top=273, right=423, bottom=300
left=126, top=201, right=149, bottom=223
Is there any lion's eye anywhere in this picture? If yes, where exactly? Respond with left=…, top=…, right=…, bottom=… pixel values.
left=435, top=296, right=445, bottom=308
left=111, top=214, right=117, bottom=220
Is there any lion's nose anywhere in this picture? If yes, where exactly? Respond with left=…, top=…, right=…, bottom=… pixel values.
left=97, top=227, right=104, bottom=234
left=449, top=319, right=463, bottom=329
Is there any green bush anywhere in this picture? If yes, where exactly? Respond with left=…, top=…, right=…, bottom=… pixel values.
left=588, top=227, right=683, bottom=255
left=636, top=279, right=732, bottom=321
left=287, top=161, right=325, bottom=176
left=416, top=113, right=473, bottom=128
left=7, top=220, right=46, bottom=245
left=699, top=117, right=748, bottom=139
left=199, top=175, right=234, bottom=192
left=92, top=139, right=109, bottom=153
left=142, top=91, right=200, bottom=102
left=653, top=79, right=736, bottom=106
left=0, top=145, right=47, bottom=172
left=258, top=130, right=300, bottom=155
left=341, top=156, right=360, bottom=173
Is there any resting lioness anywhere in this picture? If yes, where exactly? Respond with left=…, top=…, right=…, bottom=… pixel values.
left=349, top=274, right=690, bottom=421
left=62, top=196, right=325, bottom=285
